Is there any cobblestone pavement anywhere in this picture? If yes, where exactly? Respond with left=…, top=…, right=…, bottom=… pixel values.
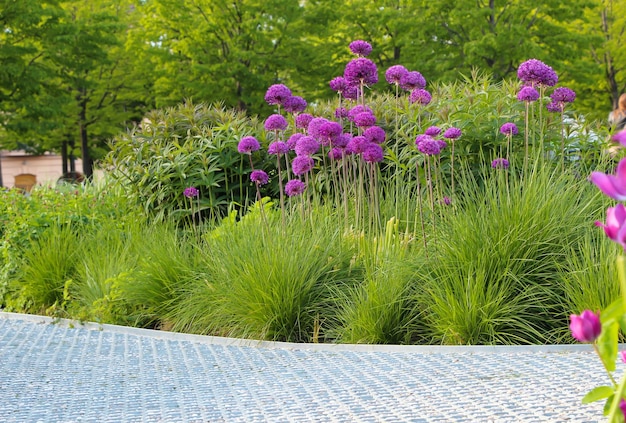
left=0, top=312, right=611, bottom=422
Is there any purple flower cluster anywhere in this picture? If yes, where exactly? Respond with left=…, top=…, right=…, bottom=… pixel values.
left=295, top=136, right=320, bottom=156
left=363, top=126, right=386, bottom=144
left=184, top=186, right=199, bottom=198
left=443, top=127, right=462, bottom=140
left=517, top=59, right=558, bottom=87
left=307, top=117, right=329, bottom=139
left=416, top=135, right=441, bottom=155
left=250, top=170, right=269, bottom=185
left=318, top=121, right=342, bottom=146
left=400, top=71, right=426, bottom=91
left=344, top=58, right=378, bottom=86
left=346, top=136, right=369, bottom=154
left=569, top=310, right=601, bottom=343
left=264, top=114, right=288, bottom=131
left=491, top=158, right=510, bottom=169
left=547, top=87, right=576, bottom=112
left=238, top=136, right=260, bottom=154
left=349, top=40, right=372, bottom=57
left=295, top=113, right=314, bottom=130
left=385, top=65, right=408, bottom=85
left=500, top=122, right=519, bottom=136
left=283, top=96, right=307, bottom=114
left=285, top=179, right=306, bottom=196
left=517, top=86, right=540, bottom=102
left=353, top=112, right=376, bottom=128
left=362, top=143, right=384, bottom=163
left=264, top=84, right=292, bottom=106
left=329, top=76, right=348, bottom=93
left=287, top=133, right=303, bottom=150
left=409, top=89, right=432, bottom=105
left=424, top=126, right=441, bottom=136
left=292, top=156, right=314, bottom=176
left=268, top=141, right=289, bottom=155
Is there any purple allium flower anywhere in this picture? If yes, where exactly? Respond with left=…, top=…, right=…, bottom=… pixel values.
left=517, top=86, right=540, bottom=102
left=362, top=143, right=384, bottom=163
left=551, top=87, right=576, bottom=103
left=353, top=111, right=377, bottom=128
left=569, top=310, right=601, bottom=343
left=347, top=105, right=374, bottom=122
left=329, top=76, right=349, bottom=93
left=344, top=58, right=378, bottom=86
left=500, top=122, right=519, bottom=136
left=385, top=65, right=408, bottom=85
left=285, top=179, right=306, bottom=196
left=264, top=84, right=292, bottom=106
left=590, top=157, right=626, bottom=201
left=363, top=126, right=386, bottom=144
left=295, top=135, right=320, bottom=156
left=400, top=71, right=426, bottom=91
left=287, top=133, right=304, bottom=150
left=342, top=85, right=360, bottom=100
left=334, top=133, right=352, bottom=148
left=349, top=40, right=373, bottom=57
left=409, top=88, right=432, bottom=105
left=613, top=130, right=626, bottom=147
left=238, top=136, right=260, bottom=154
left=184, top=187, right=199, bottom=198
left=328, top=147, right=345, bottom=161
left=295, top=113, right=314, bottom=130
left=442, top=196, right=451, bottom=205
left=416, top=135, right=441, bottom=155
left=319, top=121, right=343, bottom=140
left=335, top=107, right=349, bottom=119
left=307, top=117, right=329, bottom=139
left=517, top=59, right=558, bottom=87
left=437, top=139, right=448, bottom=149
left=264, top=114, right=288, bottom=131
left=268, top=141, right=289, bottom=155
left=546, top=101, right=562, bottom=113
left=292, top=156, right=315, bottom=176
left=424, top=126, right=441, bottom=136
left=443, top=127, right=462, bottom=139
left=346, top=135, right=369, bottom=154
left=283, top=96, right=307, bottom=114
left=596, top=204, right=626, bottom=250
left=250, top=170, right=269, bottom=185
left=491, top=158, right=510, bottom=169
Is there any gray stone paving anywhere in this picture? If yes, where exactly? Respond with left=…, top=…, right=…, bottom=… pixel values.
left=0, top=312, right=613, bottom=422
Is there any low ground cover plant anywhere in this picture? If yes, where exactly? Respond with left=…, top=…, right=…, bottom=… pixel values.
left=0, top=40, right=619, bottom=347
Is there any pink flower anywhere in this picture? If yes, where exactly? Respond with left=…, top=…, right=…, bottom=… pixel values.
left=595, top=204, right=626, bottom=250
left=590, top=158, right=626, bottom=201
left=569, top=310, right=601, bottom=343
left=613, top=130, right=626, bottom=147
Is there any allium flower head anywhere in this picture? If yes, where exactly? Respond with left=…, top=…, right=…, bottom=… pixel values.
left=334, top=133, right=352, bottom=148
left=362, top=143, right=384, bottom=163
left=264, top=114, right=288, bottom=131
left=285, top=179, right=306, bottom=196
left=329, top=76, right=349, bottom=93
left=551, top=87, right=576, bottom=103
left=416, top=135, right=441, bottom=155
left=283, top=96, right=307, bottom=114
left=500, top=122, right=519, bottom=136
left=491, top=158, right=510, bottom=169
left=268, top=141, right=289, bottom=155
left=319, top=121, right=343, bottom=146
left=184, top=187, right=199, bottom=198
left=307, top=117, right=329, bottom=139
left=287, top=133, right=303, bottom=150
left=385, top=65, right=408, bottom=85
left=295, top=113, right=314, bottom=130
left=344, top=58, right=378, bottom=86
left=349, top=40, right=373, bottom=57
left=424, top=126, right=441, bottom=136
left=409, top=89, right=432, bottom=105
left=328, top=147, right=344, bottom=161
left=292, top=155, right=314, bottom=175
left=335, top=107, right=349, bottom=119
left=596, top=203, right=626, bottom=250
left=546, top=101, right=561, bottom=113
left=250, top=170, right=269, bottom=185
left=295, top=135, right=320, bottom=156
left=590, top=157, right=626, bottom=201
left=347, top=105, right=373, bottom=122
left=363, top=126, right=386, bottom=144
left=342, top=85, right=360, bottom=100
left=442, top=196, right=451, bottom=205
left=400, top=71, right=426, bottom=91
left=346, top=135, right=369, bottom=154
left=443, top=127, right=462, bottom=139
left=517, top=86, right=540, bottom=102
left=569, top=310, right=601, bottom=343
left=264, top=84, right=292, bottom=106
left=238, top=136, right=260, bottom=154
left=437, top=139, right=448, bottom=150
left=517, top=59, right=558, bottom=87
left=353, top=111, right=377, bottom=128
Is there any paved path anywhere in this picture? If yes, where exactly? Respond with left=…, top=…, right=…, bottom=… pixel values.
left=0, top=312, right=612, bottom=422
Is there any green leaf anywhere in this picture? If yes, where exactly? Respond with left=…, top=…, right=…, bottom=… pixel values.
left=582, top=386, right=615, bottom=404
left=602, top=299, right=625, bottom=324
left=598, top=320, right=619, bottom=373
